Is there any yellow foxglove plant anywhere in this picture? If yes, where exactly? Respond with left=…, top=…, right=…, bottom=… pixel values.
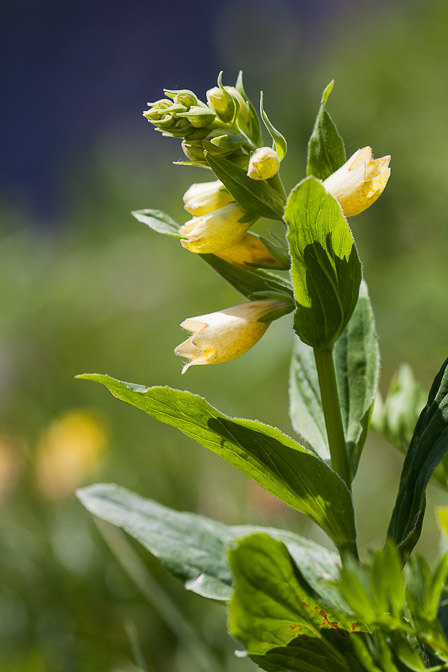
left=78, top=73, right=448, bottom=672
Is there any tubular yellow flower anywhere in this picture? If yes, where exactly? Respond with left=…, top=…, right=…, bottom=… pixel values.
left=323, top=146, right=391, bottom=217
left=175, top=299, right=287, bottom=373
left=179, top=203, right=254, bottom=254
left=214, top=232, right=281, bottom=268
left=183, top=180, right=234, bottom=216
left=247, top=147, right=280, bottom=181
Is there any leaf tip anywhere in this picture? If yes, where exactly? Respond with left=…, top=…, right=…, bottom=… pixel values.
left=322, top=80, right=335, bottom=105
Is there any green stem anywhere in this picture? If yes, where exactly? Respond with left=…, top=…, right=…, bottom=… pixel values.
left=269, top=171, right=287, bottom=199
left=313, top=348, right=351, bottom=488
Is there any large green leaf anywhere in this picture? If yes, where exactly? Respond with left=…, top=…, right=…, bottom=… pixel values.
left=285, top=177, right=362, bottom=350
left=228, top=533, right=364, bottom=672
left=77, top=483, right=341, bottom=604
left=77, top=374, right=356, bottom=548
left=388, top=358, right=448, bottom=557
left=307, top=81, right=346, bottom=181
left=289, top=281, right=378, bottom=475
left=205, top=153, right=285, bottom=220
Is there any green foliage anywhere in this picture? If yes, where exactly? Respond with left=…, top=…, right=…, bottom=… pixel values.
left=289, top=281, right=380, bottom=477
left=285, top=177, right=362, bottom=350
left=388, top=357, right=448, bottom=557
left=228, top=534, right=365, bottom=672
left=78, top=483, right=342, bottom=603
left=307, top=81, right=346, bottom=181
left=336, top=543, right=448, bottom=669
left=77, top=374, right=357, bottom=548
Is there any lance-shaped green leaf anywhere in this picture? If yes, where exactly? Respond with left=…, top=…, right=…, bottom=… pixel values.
left=235, top=70, right=263, bottom=147
left=229, top=534, right=364, bottom=671
left=289, top=281, right=379, bottom=475
left=130, top=209, right=293, bottom=302
left=77, top=483, right=341, bottom=604
left=206, top=153, right=285, bottom=220
left=260, top=92, right=287, bottom=161
left=285, top=177, right=361, bottom=350
left=307, top=81, right=346, bottom=181
left=370, top=366, right=448, bottom=491
left=388, top=358, right=448, bottom=558
left=77, top=374, right=357, bottom=548
left=131, top=209, right=181, bottom=237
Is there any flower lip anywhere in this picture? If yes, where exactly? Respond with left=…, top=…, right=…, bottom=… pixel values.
left=323, top=146, right=391, bottom=217
left=183, top=180, right=234, bottom=216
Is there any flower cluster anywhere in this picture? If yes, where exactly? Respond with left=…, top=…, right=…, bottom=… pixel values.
left=142, top=74, right=391, bottom=372
left=144, top=77, right=261, bottom=168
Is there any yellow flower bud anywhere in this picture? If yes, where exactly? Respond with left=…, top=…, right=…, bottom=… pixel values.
left=183, top=180, right=234, bottom=216
left=179, top=203, right=253, bottom=254
left=323, top=147, right=391, bottom=217
left=247, top=147, right=280, bottom=180
left=214, top=232, right=280, bottom=268
left=175, top=299, right=287, bottom=373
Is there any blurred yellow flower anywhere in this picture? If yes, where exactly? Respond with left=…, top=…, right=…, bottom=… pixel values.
left=323, top=146, right=391, bottom=217
left=214, top=232, right=280, bottom=268
left=35, top=410, right=108, bottom=500
left=179, top=203, right=254, bottom=254
left=175, top=299, right=287, bottom=373
left=247, top=147, right=280, bottom=181
left=182, top=180, right=234, bottom=216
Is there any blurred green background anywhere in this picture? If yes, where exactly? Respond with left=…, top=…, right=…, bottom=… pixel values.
left=2, top=0, right=448, bottom=669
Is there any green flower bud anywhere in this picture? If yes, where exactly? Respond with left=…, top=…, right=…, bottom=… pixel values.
left=178, top=105, right=216, bottom=129
left=164, top=89, right=198, bottom=108
left=225, top=86, right=251, bottom=127
left=182, top=140, right=206, bottom=162
left=247, top=147, right=280, bottom=180
left=203, top=129, right=248, bottom=157
left=206, top=87, right=237, bottom=123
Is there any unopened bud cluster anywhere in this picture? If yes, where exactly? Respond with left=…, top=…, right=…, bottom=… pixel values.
left=144, top=78, right=260, bottom=168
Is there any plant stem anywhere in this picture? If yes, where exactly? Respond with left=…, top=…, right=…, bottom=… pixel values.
left=269, top=171, right=287, bottom=199
left=313, top=347, right=351, bottom=488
